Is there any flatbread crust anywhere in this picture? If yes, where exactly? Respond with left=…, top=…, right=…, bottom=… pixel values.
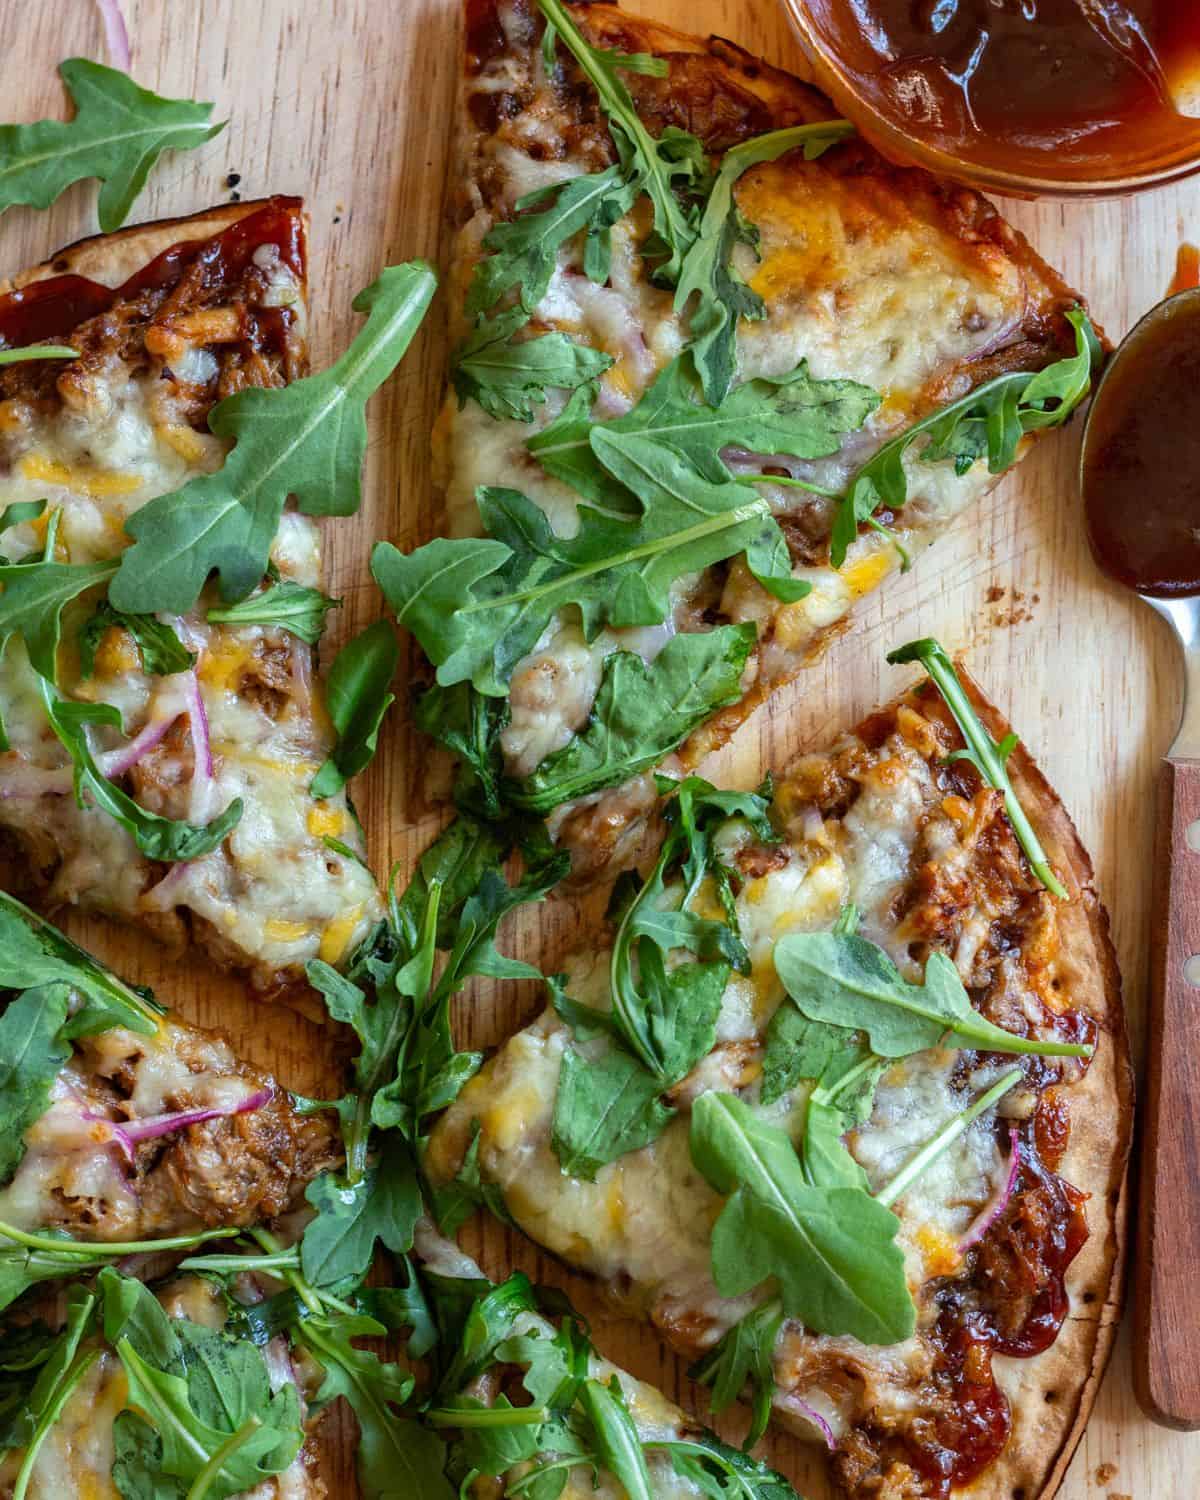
left=949, top=676, right=1131, bottom=1500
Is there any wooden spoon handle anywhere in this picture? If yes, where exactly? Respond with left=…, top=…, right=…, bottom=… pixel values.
left=1135, top=756, right=1200, bottom=1429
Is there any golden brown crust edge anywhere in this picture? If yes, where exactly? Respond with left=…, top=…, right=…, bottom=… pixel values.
left=928, top=673, right=1132, bottom=1500
left=0, top=200, right=286, bottom=296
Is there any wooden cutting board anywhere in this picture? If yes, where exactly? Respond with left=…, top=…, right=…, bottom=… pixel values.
left=4, top=0, right=1196, bottom=1495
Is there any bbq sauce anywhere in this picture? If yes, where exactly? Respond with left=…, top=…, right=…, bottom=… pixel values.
left=1083, top=289, right=1200, bottom=597
left=799, top=0, right=1200, bottom=187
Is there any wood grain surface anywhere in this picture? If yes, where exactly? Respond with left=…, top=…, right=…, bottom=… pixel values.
left=3, top=0, right=1197, bottom=1495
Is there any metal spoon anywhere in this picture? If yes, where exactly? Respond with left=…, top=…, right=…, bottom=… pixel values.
left=1079, top=285, right=1200, bottom=1431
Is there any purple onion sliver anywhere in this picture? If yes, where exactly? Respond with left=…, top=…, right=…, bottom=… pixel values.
left=791, top=1398, right=836, bottom=1452
left=80, top=1108, right=136, bottom=1164
left=182, top=670, right=214, bottom=779
left=93, top=0, right=132, bottom=69
left=957, top=1126, right=1021, bottom=1254
left=100, top=713, right=178, bottom=779
left=119, top=1086, right=274, bottom=1144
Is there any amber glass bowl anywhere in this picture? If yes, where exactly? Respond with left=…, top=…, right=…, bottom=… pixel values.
left=780, top=0, right=1200, bottom=199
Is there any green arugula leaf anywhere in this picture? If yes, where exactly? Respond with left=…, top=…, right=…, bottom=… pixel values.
left=550, top=1046, right=674, bottom=1181
left=537, top=0, right=701, bottom=286
left=887, top=635, right=1067, bottom=897
left=578, top=1377, right=654, bottom=1500
left=0, top=60, right=223, bottom=231
left=0, top=986, right=71, bottom=1186
left=528, top=355, right=877, bottom=505
left=760, top=1006, right=860, bottom=1107
left=465, top=164, right=633, bottom=325
left=830, top=307, right=1101, bottom=567
left=552, top=776, right=773, bottom=1174
left=310, top=618, right=399, bottom=798
left=657, top=1434, right=798, bottom=1500
left=689, top=1298, right=783, bottom=1452
left=773, top=929, right=1091, bottom=1058
left=39, top=689, right=243, bottom=863
left=102, top=1268, right=303, bottom=1500
left=205, top=579, right=340, bottom=645
left=111, top=262, right=437, bottom=613
left=690, top=1091, right=914, bottom=1343
left=673, top=122, right=855, bottom=405
left=452, top=315, right=614, bottom=423
left=0, top=889, right=162, bottom=1036
left=0, top=346, right=77, bottom=366
left=0, top=551, right=116, bottom=681
left=0, top=501, right=45, bottom=578
left=512, top=626, right=755, bottom=814
left=302, top=1312, right=451, bottom=1500
left=7, top=1285, right=98, bottom=1500
left=300, top=1137, right=422, bottom=1291
left=78, top=600, right=194, bottom=679
left=428, top=1120, right=516, bottom=1235
left=412, top=681, right=511, bottom=823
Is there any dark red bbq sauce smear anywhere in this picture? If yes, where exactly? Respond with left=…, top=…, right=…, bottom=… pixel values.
left=903, top=1128, right=1090, bottom=1494
left=0, top=196, right=304, bottom=350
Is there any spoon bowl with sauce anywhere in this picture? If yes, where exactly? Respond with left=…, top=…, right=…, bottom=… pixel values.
left=783, top=0, right=1200, bottom=196
left=1079, top=285, right=1200, bottom=1430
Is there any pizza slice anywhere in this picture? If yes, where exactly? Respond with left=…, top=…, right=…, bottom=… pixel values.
left=0, top=197, right=382, bottom=996
left=0, top=1269, right=326, bottom=1500
left=375, top=0, right=1102, bottom=880
left=0, top=890, right=337, bottom=1291
left=425, top=641, right=1131, bottom=1499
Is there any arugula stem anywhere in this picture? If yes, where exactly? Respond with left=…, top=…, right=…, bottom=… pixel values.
left=874, top=1067, right=1022, bottom=1209
left=12, top=1349, right=99, bottom=1500
left=748, top=473, right=842, bottom=498
left=179, top=1247, right=300, bottom=1274
left=0, top=1221, right=240, bottom=1256
left=424, top=1404, right=549, bottom=1429
left=248, top=1228, right=326, bottom=1318
left=0, top=346, right=79, bottom=366
left=455, top=498, right=767, bottom=619
left=886, top=637, right=1067, bottom=898
left=184, top=1415, right=263, bottom=1500
left=505, top=1456, right=589, bottom=1494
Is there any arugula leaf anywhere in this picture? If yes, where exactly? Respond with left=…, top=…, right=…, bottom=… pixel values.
left=7, top=1285, right=98, bottom=1500
left=537, top=0, right=701, bottom=286
left=465, top=164, right=633, bottom=325
left=310, top=618, right=399, bottom=798
left=428, top=1120, right=515, bottom=1236
left=760, top=1006, right=860, bottom=1107
left=39, top=689, right=243, bottom=863
left=205, top=579, right=340, bottom=645
left=300, top=1136, right=422, bottom=1290
left=512, top=627, right=755, bottom=814
left=528, top=355, right=877, bottom=505
left=102, top=1269, right=303, bottom=1500
left=0, top=889, right=162, bottom=1036
left=0, top=60, right=223, bottom=231
left=78, top=600, right=194, bottom=679
left=0, top=552, right=116, bottom=681
left=887, top=635, right=1067, bottom=897
left=0, top=986, right=71, bottom=1186
left=578, top=1378, right=654, bottom=1500
left=452, top=313, right=613, bottom=424
left=0, top=346, right=77, bottom=366
left=657, top=1434, right=798, bottom=1500
left=829, top=307, right=1101, bottom=567
left=551, top=1046, right=674, bottom=1181
left=673, top=122, right=855, bottom=405
left=551, top=776, right=773, bottom=1174
left=111, top=262, right=437, bottom=613
left=773, top=928, right=1091, bottom=1058
left=689, top=1297, right=783, bottom=1451
left=690, top=1091, right=914, bottom=1344
left=412, top=681, right=511, bottom=822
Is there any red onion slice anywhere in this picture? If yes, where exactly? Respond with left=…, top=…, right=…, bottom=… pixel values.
left=99, top=713, right=179, bottom=779
left=83, top=1087, right=272, bottom=1158
left=94, top=0, right=132, bottom=70
left=958, top=1126, right=1021, bottom=1253
left=784, top=1396, right=836, bottom=1452
left=181, top=670, right=214, bottom=823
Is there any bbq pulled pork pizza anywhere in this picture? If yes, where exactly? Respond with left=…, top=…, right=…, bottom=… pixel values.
left=375, top=0, right=1102, bottom=880
left=0, top=197, right=383, bottom=995
left=0, top=892, right=336, bottom=1287
left=426, top=641, right=1131, bottom=1499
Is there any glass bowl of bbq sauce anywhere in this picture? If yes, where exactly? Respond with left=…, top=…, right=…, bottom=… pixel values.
left=781, top=0, right=1200, bottom=197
